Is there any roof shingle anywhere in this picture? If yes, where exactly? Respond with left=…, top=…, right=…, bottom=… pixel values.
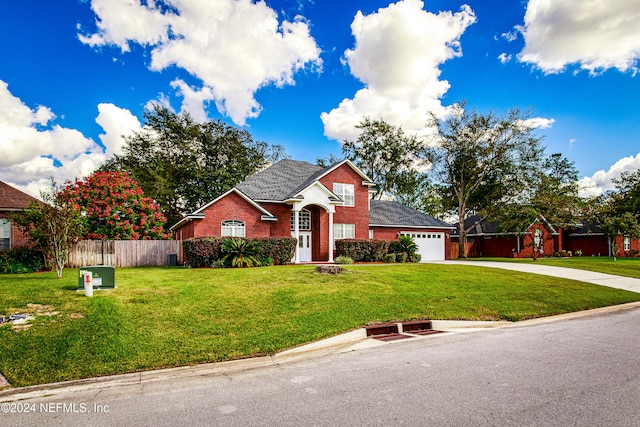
left=235, top=159, right=326, bottom=201
left=0, top=181, right=39, bottom=211
left=370, top=200, right=453, bottom=228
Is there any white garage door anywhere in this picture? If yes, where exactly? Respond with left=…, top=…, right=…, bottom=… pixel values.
left=401, top=232, right=445, bottom=261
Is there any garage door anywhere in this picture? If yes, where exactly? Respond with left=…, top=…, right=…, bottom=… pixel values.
left=401, top=232, right=445, bottom=261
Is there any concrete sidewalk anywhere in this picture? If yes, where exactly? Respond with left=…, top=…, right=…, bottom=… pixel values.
left=436, top=260, right=640, bottom=294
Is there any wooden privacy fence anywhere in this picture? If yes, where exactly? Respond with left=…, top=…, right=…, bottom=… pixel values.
left=449, top=241, right=477, bottom=260
left=68, top=240, right=184, bottom=268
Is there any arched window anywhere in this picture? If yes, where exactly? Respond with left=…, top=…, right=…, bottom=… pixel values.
left=290, top=209, right=311, bottom=231
left=221, top=220, right=246, bottom=237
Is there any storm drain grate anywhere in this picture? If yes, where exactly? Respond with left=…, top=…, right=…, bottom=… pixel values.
left=366, top=320, right=443, bottom=340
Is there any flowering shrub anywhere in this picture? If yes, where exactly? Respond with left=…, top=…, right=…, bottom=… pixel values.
left=62, top=171, right=170, bottom=240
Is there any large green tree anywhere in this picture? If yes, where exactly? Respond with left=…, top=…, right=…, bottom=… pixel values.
left=493, top=153, right=584, bottom=259
left=103, top=105, right=289, bottom=228
left=590, top=168, right=640, bottom=259
left=342, top=117, right=428, bottom=200
left=427, top=104, right=544, bottom=258
left=12, top=181, right=85, bottom=278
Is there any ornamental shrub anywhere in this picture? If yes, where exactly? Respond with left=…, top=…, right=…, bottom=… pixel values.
left=395, top=252, right=408, bottom=263
left=384, top=253, right=396, bottom=263
left=183, top=236, right=295, bottom=267
left=221, top=238, right=262, bottom=268
left=62, top=171, right=169, bottom=240
left=335, top=239, right=392, bottom=262
left=183, top=237, right=221, bottom=267
left=253, top=237, right=296, bottom=265
left=335, top=256, right=354, bottom=264
left=0, top=247, right=45, bottom=274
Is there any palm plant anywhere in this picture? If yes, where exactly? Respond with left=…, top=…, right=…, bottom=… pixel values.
left=221, top=237, right=262, bottom=267
left=397, top=235, right=418, bottom=257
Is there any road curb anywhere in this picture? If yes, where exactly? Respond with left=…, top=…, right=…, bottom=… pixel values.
left=2, top=302, right=639, bottom=401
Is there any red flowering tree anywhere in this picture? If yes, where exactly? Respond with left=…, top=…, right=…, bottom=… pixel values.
left=62, top=171, right=170, bottom=240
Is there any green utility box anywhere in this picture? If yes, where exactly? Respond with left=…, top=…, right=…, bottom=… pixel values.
left=77, top=266, right=116, bottom=290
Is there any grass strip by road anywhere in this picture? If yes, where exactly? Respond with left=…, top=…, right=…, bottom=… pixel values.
left=1, top=263, right=639, bottom=387
left=466, top=257, right=640, bottom=279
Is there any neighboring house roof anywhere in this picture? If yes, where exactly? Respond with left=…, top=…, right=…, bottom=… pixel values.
left=235, top=159, right=375, bottom=202
left=451, top=214, right=557, bottom=237
left=0, top=181, right=39, bottom=211
left=567, top=222, right=604, bottom=236
left=370, top=200, right=454, bottom=229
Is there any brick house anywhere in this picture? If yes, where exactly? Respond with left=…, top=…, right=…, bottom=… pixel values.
left=563, top=223, right=640, bottom=257
left=171, top=159, right=454, bottom=262
left=0, top=180, right=40, bottom=250
left=451, top=215, right=560, bottom=258
left=452, top=215, right=640, bottom=258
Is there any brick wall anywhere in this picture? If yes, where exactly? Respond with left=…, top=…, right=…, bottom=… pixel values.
left=319, top=163, right=370, bottom=240
left=187, top=192, right=271, bottom=238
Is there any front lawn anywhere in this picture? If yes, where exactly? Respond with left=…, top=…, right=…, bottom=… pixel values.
left=1, top=264, right=638, bottom=387
left=470, top=256, right=640, bottom=279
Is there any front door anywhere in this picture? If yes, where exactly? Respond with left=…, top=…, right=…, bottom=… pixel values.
left=298, top=231, right=312, bottom=262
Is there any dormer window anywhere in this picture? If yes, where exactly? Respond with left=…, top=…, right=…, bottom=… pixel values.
left=333, top=183, right=354, bottom=207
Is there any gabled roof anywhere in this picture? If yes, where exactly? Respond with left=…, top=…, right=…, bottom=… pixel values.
left=0, top=181, right=39, bottom=211
left=235, top=159, right=375, bottom=202
left=170, top=188, right=276, bottom=231
left=370, top=200, right=454, bottom=229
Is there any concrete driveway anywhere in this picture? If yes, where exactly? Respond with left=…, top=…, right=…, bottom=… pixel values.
left=439, top=260, right=640, bottom=293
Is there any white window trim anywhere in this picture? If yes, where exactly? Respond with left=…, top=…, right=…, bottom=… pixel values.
left=333, top=183, right=355, bottom=207
left=0, top=218, right=10, bottom=250
left=624, top=237, right=631, bottom=251
left=221, top=220, right=246, bottom=238
left=333, top=223, right=355, bottom=242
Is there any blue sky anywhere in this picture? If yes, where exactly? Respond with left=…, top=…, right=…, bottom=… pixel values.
left=1, top=0, right=639, bottom=198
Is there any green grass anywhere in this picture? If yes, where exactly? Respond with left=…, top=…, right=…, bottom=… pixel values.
left=467, top=256, right=640, bottom=279
left=1, top=264, right=639, bottom=387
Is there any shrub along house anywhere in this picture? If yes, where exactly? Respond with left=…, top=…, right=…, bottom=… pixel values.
left=171, top=159, right=454, bottom=262
left=0, top=180, right=39, bottom=250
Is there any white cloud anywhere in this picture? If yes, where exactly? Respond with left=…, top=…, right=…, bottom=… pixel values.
left=518, top=0, right=640, bottom=74
left=80, top=0, right=322, bottom=125
left=0, top=80, right=139, bottom=197
left=321, top=0, right=476, bottom=142
left=498, top=53, right=512, bottom=64
left=521, top=117, right=555, bottom=129
left=96, top=103, right=142, bottom=158
left=578, top=153, right=640, bottom=197
left=170, top=80, right=215, bottom=123
left=501, top=30, right=519, bottom=42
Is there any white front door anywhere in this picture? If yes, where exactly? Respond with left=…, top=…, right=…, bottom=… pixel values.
left=298, top=231, right=312, bottom=262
